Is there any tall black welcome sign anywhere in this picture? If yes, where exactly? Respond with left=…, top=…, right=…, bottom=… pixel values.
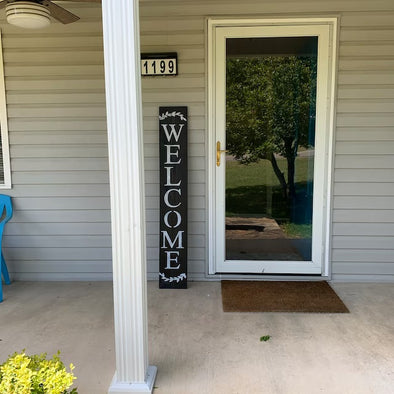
left=159, top=107, right=187, bottom=289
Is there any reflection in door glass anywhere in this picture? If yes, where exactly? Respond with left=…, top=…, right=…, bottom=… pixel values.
left=225, top=37, right=317, bottom=261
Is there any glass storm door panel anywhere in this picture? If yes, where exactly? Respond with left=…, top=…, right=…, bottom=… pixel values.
left=225, top=36, right=317, bottom=263
left=212, top=22, right=336, bottom=274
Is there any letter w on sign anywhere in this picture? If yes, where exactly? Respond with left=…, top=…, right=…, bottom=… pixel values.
left=159, top=107, right=188, bottom=289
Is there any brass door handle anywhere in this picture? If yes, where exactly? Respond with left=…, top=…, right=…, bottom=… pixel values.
left=216, top=141, right=228, bottom=166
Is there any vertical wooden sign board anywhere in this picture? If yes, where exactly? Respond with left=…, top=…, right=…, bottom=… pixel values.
left=159, top=107, right=188, bottom=289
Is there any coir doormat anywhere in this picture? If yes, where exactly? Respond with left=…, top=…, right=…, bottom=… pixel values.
left=221, top=280, right=349, bottom=313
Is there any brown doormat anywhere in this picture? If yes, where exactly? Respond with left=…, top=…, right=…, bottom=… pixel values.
left=221, top=280, right=349, bottom=313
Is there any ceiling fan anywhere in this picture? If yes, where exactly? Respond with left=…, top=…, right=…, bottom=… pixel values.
left=0, top=0, right=101, bottom=28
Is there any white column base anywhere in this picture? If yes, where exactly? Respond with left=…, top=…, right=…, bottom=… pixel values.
left=108, top=366, right=157, bottom=394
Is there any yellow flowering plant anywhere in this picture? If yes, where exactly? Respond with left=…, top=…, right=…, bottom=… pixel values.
left=0, top=351, right=78, bottom=394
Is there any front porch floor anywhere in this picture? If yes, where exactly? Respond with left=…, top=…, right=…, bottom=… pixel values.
left=0, top=281, right=393, bottom=393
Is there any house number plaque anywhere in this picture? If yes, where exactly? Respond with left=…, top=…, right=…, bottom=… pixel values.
left=159, top=106, right=187, bottom=289
left=141, top=53, right=178, bottom=76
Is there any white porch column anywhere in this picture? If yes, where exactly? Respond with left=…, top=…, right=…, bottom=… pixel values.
left=102, top=0, right=157, bottom=393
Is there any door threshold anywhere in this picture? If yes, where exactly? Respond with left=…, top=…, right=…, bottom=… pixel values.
left=206, top=273, right=330, bottom=281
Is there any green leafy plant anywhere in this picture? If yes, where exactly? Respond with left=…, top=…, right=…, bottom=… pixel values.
left=0, top=351, right=77, bottom=394
left=260, top=335, right=271, bottom=342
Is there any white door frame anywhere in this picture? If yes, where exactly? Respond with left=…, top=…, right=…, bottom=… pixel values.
left=207, top=17, right=338, bottom=276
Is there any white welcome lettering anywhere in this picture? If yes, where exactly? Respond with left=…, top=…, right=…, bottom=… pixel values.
left=162, top=123, right=184, bottom=142
left=161, top=230, right=184, bottom=249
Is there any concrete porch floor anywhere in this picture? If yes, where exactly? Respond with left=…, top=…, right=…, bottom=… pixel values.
left=0, top=281, right=393, bottom=394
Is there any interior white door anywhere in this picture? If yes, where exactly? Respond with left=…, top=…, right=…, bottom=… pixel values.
left=209, top=20, right=337, bottom=275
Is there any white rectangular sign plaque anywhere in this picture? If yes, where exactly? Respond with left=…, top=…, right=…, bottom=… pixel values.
left=141, top=53, right=178, bottom=76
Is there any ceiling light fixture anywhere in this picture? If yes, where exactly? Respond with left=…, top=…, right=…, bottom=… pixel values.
left=6, top=1, right=51, bottom=29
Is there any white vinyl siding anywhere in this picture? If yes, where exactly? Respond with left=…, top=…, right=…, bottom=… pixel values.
left=0, top=0, right=393, bottom=281
left=1, top=4, right=111, bottom=280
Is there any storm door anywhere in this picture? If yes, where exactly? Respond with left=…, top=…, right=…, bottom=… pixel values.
left=208, top=20, right=337, bottom=275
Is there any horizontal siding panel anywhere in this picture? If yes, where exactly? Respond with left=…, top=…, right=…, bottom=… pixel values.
left=335, top=141, right=394, bottom=154
left=6, top=79, right=105, bottom=91
left=7, top=247, right=112, bottom=261
left=141, top=76, right=204, bottom=90
left=8, top=106, right=106, bottom=118
left=7, top=93, right=106, bottom=105
left=12, top=197, right=110, bottom=210
left=333, top=223, right=394, bottom=236
left=140, top=2, right=394, bottom=16
left=332, top=236, right=394, bottom=249
left=341, top=12, right=394, bottom=27
left=142, top=90, right=205, bottom=103
left=336, top=114, right=394, bottom=127
left=338, top=72, right=394, bottom=85
left=6, top=223, right=111, bottom=236
left=9, top=261, right=112, bottom=274
left=11, top=272, right=113, bottom=281
left=339, top=43, right=394, bottom=57
left=3, top=36, right=104, bottom=49
left=333, top=196, right=394, bottom=210
left=340, top=28, right=394, bottom=42
left=335, top=128, right=394, bottom=141
left=331, top=262, right=394, bottom=275
left=335, top=155, right=394, bottom=169
left=333, top=209, right=394, bottom=223
left=1, top=22, right=103, bottom=36
left=339, top=59, right=394, bottom=71
left=11, top=185, right=110, bottom=197
left=13, top=171, right=109, bottom=185
left=338, top=87, right=394, bottom=99
left=141, top=33, right=204, bottom=46
left=334, top=183, right=394, bottom=196
left=337, top=100, right=394, bottom=113
left=140, top=16, right=204, bottom=32
left=4, top=235, right=111, bottom=248
left=330, top=273, right=394, bottom=282
left=11, top=210, right=110, bottom=223
left=4, top=65, right=105, bottom=77
left=11, top=159, right=109, bottom=171
left=334, top=169, right=394, bottom=183
left=9, top=119, right=107, bottom=131
left=4, top=51, right=103, bottom=65
left=10, top=132, right=108, bottom=145
left=332, top=250, right=393, bottom=263
left=11, top=145, right=108, bottom=158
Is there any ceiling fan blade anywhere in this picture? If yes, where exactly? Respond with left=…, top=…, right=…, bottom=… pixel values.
left=42, top=0, right=80, bottom=24
left=0, top=0, right=7, bottom=11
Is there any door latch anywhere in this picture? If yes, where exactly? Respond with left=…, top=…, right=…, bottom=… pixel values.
left=216, top=141, right=228, bottom=166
